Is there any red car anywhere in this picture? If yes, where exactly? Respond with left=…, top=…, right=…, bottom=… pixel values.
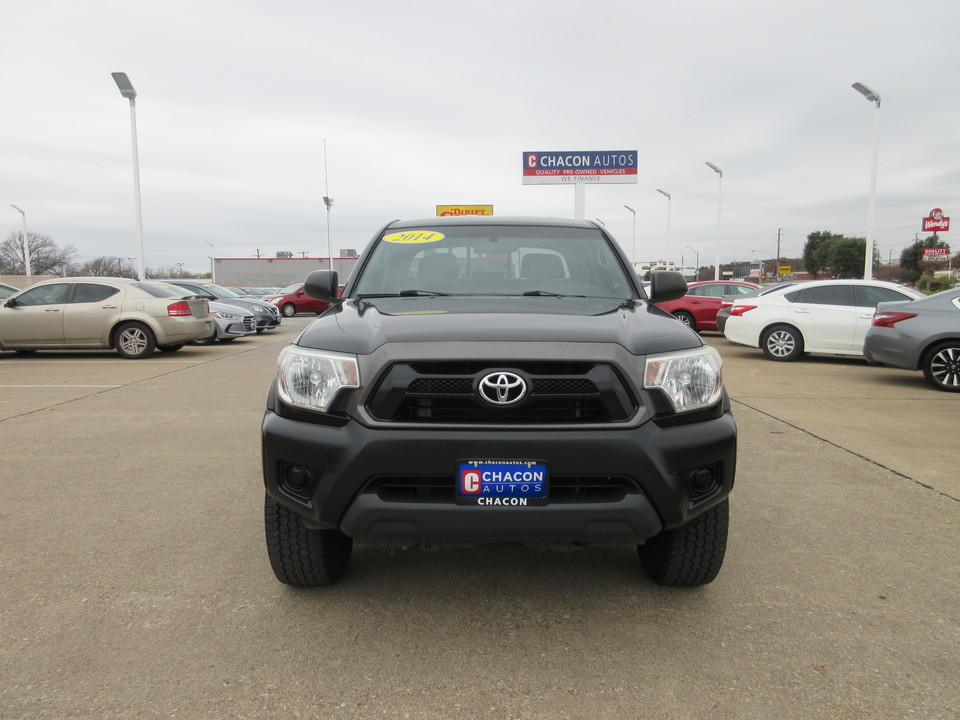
left=655, top=280, right=760, bottom=331
left=263, top=283, right=331, bottom=317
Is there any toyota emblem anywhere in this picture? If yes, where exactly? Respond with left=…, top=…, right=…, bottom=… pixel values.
left=477, top=371, right=527, bottom=406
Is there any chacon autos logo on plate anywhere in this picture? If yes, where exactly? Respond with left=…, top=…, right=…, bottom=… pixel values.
left=458, top=460, right=548, bottom=506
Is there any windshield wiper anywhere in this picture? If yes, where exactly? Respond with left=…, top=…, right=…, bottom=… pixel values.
left=356, top=290, right=453, bottom=299
left=399, top=289, right=452, bottom=297
left=522, top=290, right=590, bottom=298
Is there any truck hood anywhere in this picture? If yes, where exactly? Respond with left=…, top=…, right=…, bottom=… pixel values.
left=295, top=296, right=702, bottom=356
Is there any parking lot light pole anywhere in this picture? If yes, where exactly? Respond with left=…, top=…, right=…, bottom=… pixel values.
left=655, top=189, right=671, bottom=257
left=705, top=163, right=723, bottom=280
left=10, top=204, right=30, bottom=277
left=623, top=205, right=636, bottom=268
left=852, top=82, right=881, bottom=280
left=111, top=72, right=146, bottom=281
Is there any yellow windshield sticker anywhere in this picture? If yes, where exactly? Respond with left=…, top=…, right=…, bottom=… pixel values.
left=383, top=231, right=446, bottom=244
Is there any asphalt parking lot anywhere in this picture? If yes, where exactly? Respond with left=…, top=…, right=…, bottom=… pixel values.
left=1, top=319, right=957, bottom=719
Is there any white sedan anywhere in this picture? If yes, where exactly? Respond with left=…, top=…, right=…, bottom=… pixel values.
left=724, top=279, right=923, bottom=361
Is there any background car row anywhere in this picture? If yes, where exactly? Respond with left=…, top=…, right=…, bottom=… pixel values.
left=192, top=301, right=257, bottom=345
left=259, top=283, right=332, bottom=317
left=0, top=277, right=275, bottom=359
left=715, top=278, right=958, bottom=393
left=0, top=277, right=215, bottom=358
left=722, top=279, right=923, bottom=361
left=654, top=280, right=759, bottom=331
left=162, top=281, right=282, bottom=332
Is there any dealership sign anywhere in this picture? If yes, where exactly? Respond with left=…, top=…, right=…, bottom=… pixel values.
left=522, top=151, right=638, bottom=185
left=922, top=208, right=950, bottom=232
left=922, top=247, right=950, bottom=259
left=436, top=205, right=493, bottom=217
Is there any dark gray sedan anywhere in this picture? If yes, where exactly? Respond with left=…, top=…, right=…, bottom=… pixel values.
left=863, top=286, right=960, bottom=392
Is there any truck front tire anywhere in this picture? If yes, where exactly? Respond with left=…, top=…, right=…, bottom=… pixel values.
left=638, top=500, right=729, bottom=586
left=265, top=495, right=353, bottom=587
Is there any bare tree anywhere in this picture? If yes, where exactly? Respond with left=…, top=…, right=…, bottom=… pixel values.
left=0, top=231, right=77, bottom=276
left=68, top=256, right=138, bottom=278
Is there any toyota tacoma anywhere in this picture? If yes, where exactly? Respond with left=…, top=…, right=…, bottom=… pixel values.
left=262, top=216, right=736, bottom=587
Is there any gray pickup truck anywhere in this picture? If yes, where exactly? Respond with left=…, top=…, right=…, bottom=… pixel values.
left=261, top=216, right=736, bottom=587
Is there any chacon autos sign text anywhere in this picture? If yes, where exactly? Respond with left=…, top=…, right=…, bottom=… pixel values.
left=522, top=151, right=638, bottom=185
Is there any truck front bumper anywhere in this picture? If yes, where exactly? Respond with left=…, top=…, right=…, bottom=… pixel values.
left=262, top=410, right=736, bottom=546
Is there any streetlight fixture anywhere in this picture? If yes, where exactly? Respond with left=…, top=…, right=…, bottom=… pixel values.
left=685, top=245, right=699, bottom=278
left=655, top=189, right=671, bottom=257
left=705, top=162, right=723, bottom=280
left=852, top=81, right=881, bottom=280
left=205, top=241, right=216, bottom=282
left=323, top=139, right=334, bottom=271
left=111, top=72, right=146, bottom=281
left=750, top=250, right=767, bottom=281
left=623, top=205, right=636, bottom=266
left=10, top=205, right=30, bottom=277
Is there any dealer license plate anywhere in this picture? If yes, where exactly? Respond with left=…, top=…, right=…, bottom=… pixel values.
left=457, top=460, right=548, bottom=506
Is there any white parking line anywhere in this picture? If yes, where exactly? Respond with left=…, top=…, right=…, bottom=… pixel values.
left=0, top=384, right=122, bottom=388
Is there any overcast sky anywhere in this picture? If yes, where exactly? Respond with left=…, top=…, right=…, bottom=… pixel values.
left=3, top=0, right=959, bottom=275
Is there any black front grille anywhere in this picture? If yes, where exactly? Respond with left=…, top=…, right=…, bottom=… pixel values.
left=367, top=475, right=636, bottom=504
left=366, top=362, right=636, bottom=424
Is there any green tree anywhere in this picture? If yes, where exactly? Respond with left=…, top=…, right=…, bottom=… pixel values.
left=803, top=231, right=839, bottom=278
left=0, top=231, right=77, bottom=276
left=822, top=236, right=866, bottom=278
left=803, top=231, right=866, bottom=278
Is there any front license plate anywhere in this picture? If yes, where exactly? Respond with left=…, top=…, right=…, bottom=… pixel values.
left=457, top=460, right=548, bottom=506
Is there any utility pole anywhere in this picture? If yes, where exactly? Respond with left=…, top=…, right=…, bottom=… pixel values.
left=776, top=228, right=782, bottom=281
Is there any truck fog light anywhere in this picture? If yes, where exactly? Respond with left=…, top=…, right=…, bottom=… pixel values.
left=284, top=465, right=311, bottom=491
left=688, top=466, right=718, bottom=497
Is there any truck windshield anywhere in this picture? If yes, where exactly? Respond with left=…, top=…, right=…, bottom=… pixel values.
left=354, top=225, right=635, bottom=300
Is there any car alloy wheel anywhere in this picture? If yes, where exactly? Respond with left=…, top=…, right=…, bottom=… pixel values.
left=761, top=325, right=803, bottom=362
left=282, top=303, right=296, bottom=317
left=114, top=322, right=156, bottom=359
left=673, top=310, right=695, bottom=330
left=924, top=342, right=960, bottom=392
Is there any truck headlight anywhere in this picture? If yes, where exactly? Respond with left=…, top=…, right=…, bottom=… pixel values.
left=277, top=346, right=359, bottom=412
left=644, top=346, right=723, bottom=413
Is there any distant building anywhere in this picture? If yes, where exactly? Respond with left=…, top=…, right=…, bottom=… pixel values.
left=210, top=257, right=360, bottom=287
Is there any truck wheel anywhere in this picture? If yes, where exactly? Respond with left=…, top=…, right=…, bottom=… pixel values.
left=281, top=303, right=297, bottom=317
left=113, top=322, right=157, bottom=359
left=264, top=494, right=352, bottom=587
left=638, top=499, right=729, bottom=586
left=761, top=325, right=803, bottom=361
left=922, top=341, right=960, bottom=392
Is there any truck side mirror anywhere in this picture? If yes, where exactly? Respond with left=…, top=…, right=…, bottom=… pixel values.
left=304, top=270, right=339, bottom=301
left=648, top=271, right=688, bottom=303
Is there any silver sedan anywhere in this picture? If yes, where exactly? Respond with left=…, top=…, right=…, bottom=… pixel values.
left=864, top=286, right=960, bottom=391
